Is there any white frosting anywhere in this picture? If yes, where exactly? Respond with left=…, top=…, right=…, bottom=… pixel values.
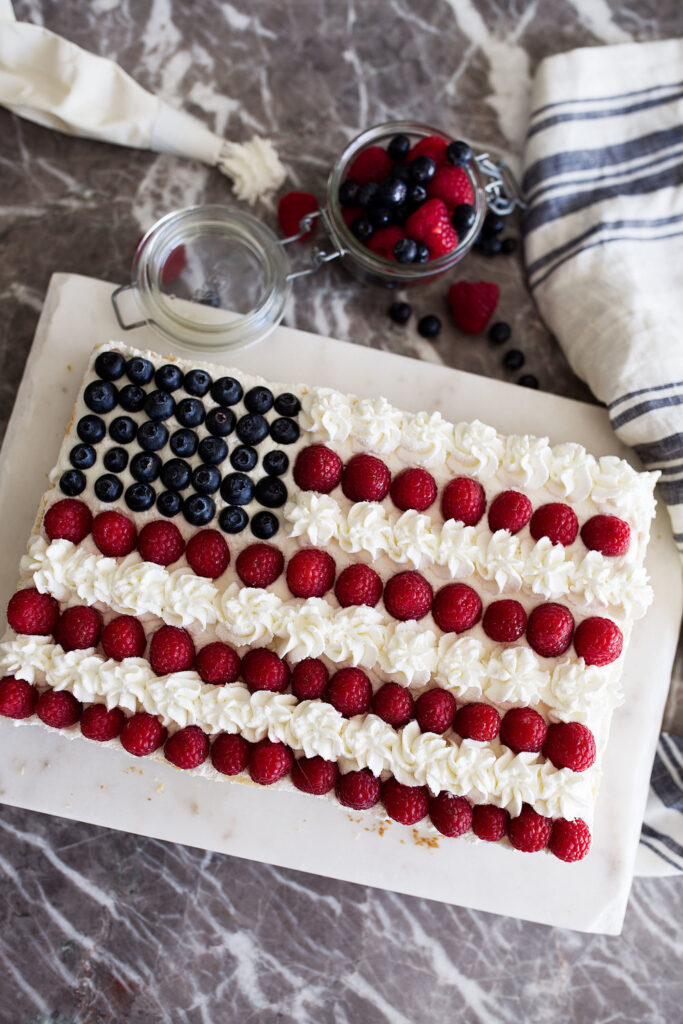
left=217, top=137, right=286, bottom=205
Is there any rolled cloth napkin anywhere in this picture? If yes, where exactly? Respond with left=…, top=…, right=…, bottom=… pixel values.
left=523, top=38, right=683, bottom=877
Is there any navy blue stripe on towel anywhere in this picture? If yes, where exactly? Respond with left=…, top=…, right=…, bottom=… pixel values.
left=529, top=80, right=683, bottom=123
left=527, top=88, right=683, bottom=139
left=610, top=393, right=683, bottom=431
left=609, top=380, right=683, bottom=411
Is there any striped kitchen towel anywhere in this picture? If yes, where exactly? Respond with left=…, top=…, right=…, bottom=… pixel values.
left=522, top=38, right=683, bottom=877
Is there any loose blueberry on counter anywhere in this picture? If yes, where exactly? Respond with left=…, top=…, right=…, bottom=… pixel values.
left=118, top=385, right=147, bottom=413
left=219, top=506, right=248, bottom=534
left=175, top=397, right=206, bottom=428
left=501, top=238, right=518, bottom=255
left=387, top=134, right=410, bottom=161
left=184, top=368, right=212, bottom=397
left=155, top=364, right=184, bottom=392
left=236, top=413, right=269, bottom=446
left=394, top=238, right=417, bottom=264
left=95, top=351, right=125, bottom=381
left=137, top=421, right=168, bottom=452
left=125, top=482, right=155, bottom=512
left=144, top=390, right=175, bottom=422
left=60, top=470, right=86, bottom=496
left=126, top=356, right=154, bottom=385
left=77, top=415, right=106, bottom=444
left=270, top=418, right=300, bottom=445
left=357, top=183, right=378, bottom=207
left=109, top=416, right=137, bottom=444
left=407, top=183, right=427, bottom=205
left=519, top=374, right=539, bottom=389
left=157, top=490, right=182, bottom=517
left=482, top=212, right=504, bottom=237
left=160, top=459, right=192, bottom=491
left=211, top=376, right=243, bottom=406
left=70, top=443, right=96, bottom=470
left=103, top=447, right=129, bottom=473
left=446, top=139, right=473, bottom=166
left=192, top=465, right=221, bottom=496
left=482, top=236, right=502, bottom=257
left=230, top=445, right=258, bottom=472
left=503, top=349, right=525, bottom=371
left=244, top=386, right=274, bottom=415
left=409, top=156, right=436, bottom=184
left=350, top=217, right=373, bottom=242
left=369, top=206, right=391, bottom=230
left=251, top=510, right=279, bottom=539
left=183, top=494, right=215, bottom=526
left=94, top=474, right=123, bottom=503
left=339, top=179, right=360, bottom=206
left=388, top=300, right=412, bottom=324
left=263, top=450, right=289, bottom=476
left=255, top=477, right=288, bottom=509
left=84, top=380, right=118, bottom=414
left=274, top=393, right=301, bottom=417
left=414, top=242, right=430, bottom=263
left=199, top=436, right=229, bottom=465
left=451, top=203, right=476, bottom=235
left=220, top=473, right=255, bottom=506
left=206, top=406, right=237, bottom=438
left=170, top=428, right=198, bottom=458
left=377, top=178, right=407, bottom=207
left=418, top=315, right=442, bottom=339
left=488, top=321, right=511, bottom=344
left=130, top=452, right=162, bottom=483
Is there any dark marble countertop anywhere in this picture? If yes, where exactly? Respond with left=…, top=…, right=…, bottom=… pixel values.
left=1, top=1, right=682, bottom=1021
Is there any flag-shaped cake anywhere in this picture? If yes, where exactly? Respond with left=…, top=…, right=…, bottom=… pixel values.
left=0, top=342, right=658, bottom=861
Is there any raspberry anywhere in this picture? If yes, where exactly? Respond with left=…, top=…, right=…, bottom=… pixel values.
left=390, top=467, right=437, bottom=512
left=54, top=606, right=102, bottom=651
left=186, top=530, right=230, bottom=578
left=454, top=702, right=501, bottom=742
left=429, top=792, right=473, bottom=837
left=165, top=725, right=209, bottom=769
left=277, top=191, right=318, bottom=240
left=120, top=713, right=167, bottom=756
left=500, top=707, right=547, bottom=753
left=334, top=564, right=383, bottom=608
left=530, top=503, right=579, bottom=546
left=448, top=281, right=500, bottom=334
left=405, top=199, right=458, bottom=258
left=415, top=689, right=456, bottom=733
left=507, top=804, right=552, bottom=852
left=92, top=510, right=137, bottom=557
left=383, top=571, right=433, bottom=621
left=472, top=804, right=508, bottom=842
left=368, top=226, right=406, bottom=260
left=286, top=548, right=336, bottom=598
left=293, top=444, right=343, bottom=493
left=526, top=603, right=574, bottom=657
left=241, top=648, right=289, bottom=693
left=341, top=453, right=391, bottom=502
left=581, top=514, right=630, bottom=557
left=236, top=543, right=284, bottom=588
left=482, top=599, right=527, bottom=643
left=159, top=244, right=186, bottom=283
left=441, top=477, right=486, bottom=526
left=432, top=583, right=482, bottom=633
left=138, top=520, right=185, bottom=566
left=44, top=499, right=92, bottom=544
left=335, top=768, right=381, bottom=810
left=292, top=658, right=329, bottom=700
left=381, top=778, right=429, bottom=825
left=409, top=135, right=449, bottom=164
left=7, top=588, right=59, bottom=636
left=80, top=703, right=124, bottom=741
left=427, top=165, right=474, bottom=213
left=196, top=642, right=241, bottom=685
left=327, top=667, right=372, bottom=717
left=574, top=616, right=623, bottom=666
left=348, top=145, right=394, bottom=184
left=36, top=689, right=81, bottom=728
left=543, top=722, right=596, bottom=772
left=0, top=676, right=38, bottom=719
left=101, top=616, right=146, bottom=661
left=149, top=625, right=195, bottom=675
left=211, top=733, right=250, bottom=775
left=548, top=817, right=592, bottom=862
left=372, top=682, right=414, bottom=728
left=248, top=738, right=293, bottom=785
left=291, top=755, right=338, bottom=795
left=487, top=490, right=532, bottom=534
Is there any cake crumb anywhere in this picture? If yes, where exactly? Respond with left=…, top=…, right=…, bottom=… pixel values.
left=412, top=829, right=439, bottom=849
left=156, top=783, right=164, bottom=794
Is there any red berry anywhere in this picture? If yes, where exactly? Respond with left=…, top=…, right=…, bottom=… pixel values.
left=487, top=490, right=532, bottom=534
left=149, top=625, right=195, bottom=675
left=54, top=605, right=102, bottom=651
left=36, top=689, right=81, bottom=728
left=543, top=722, right=596, bottom=772
left=526, top=603, right=574, bottom=658
left=448, top=281, right=500, bottom=334
left=409, top=135, right=449, bottom=164
left=120, top=712, right=167, bottom=756
left=101, top=615, right=146, bottom=661
left=432, top=583, right=482, bottom=633
left=334, top=563, right=383, bottom=608
left=241, top=648, right=289, bottom=693
left=482, top=599, right=527, bottom=642
left=7, top=588, right=59, bottom=636
left=472, top=804, right=508, bottom=842
left=530, top=503, right=579, bottom=546
left=454, top=702, right=501, bottom=742
left=186, top=530, right=230, bottom=578
left=293, top=444, right=343, bottom=493
left=92, top=510, right=137, bottom=557
left=372, top=682, right=414, bottom=728
left=384, top=571, right=433, bottom=621
left=211, top=733, right=250, bottom=775
left=248, top=738, right=293, bottom=785
left=335, top=768, right=381, bottom=810
left=80, top=704, right=124, bottom=741
left=427, top=165, right=474, bottom=213
left=277, top=191, right=318, bottom=240
left=286, top=548, right=336, bottom=598
left=581, top=514, right=630, bottom=557
left=327, top=667, right=372, bottom=717
left=160, top=244, right=186, bottom=283
left=348, top=145, right=394, bottom=184
left=165, top=725, right=209, bottom=769
left=195, top=642, right=241, bottom=685
left=368, top=226, right=406, bottom=260
left=429, top=792, right=473, bottom=837
left=0, top=676, right=38, bottom=719
left=44, top=499, right=92, bottom=544
left=500, top=707, right=547, bottom=753
left=291, top=658, right=329, bottom=700
left=507, top=803, right=552, bottom=852
left=342, top=453, right=391, bottom=502
left=390, top=467, right=437, bottom=512
left=574, top=616, right=623, bottom=666
left=405, top=198, right=457, bottom=258
left=138, top=520, right=185, bottom=566
left=441, top=477, right=486, bottom=526
left=291, top=755, right=338, bottom=795
left=381, top=778, right=429, bottom=825
left=236, top=543, right=284, bottom=588
left=415, top=689, right=456, bottom=733
left=548, top=817, right=592, bottom=862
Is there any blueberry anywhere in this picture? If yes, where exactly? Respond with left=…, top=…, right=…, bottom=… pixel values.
left=269, top=418, right=300, bottom=444
left=369, top=206, right=392, bottom=229
left=414, top=242, right=429, bottom=263
left=126, top=356, right=154, bottom=385
left=59, top=469, right=86, bottom=496
left=155, top=364, right=184, bottom=392
left=230, top=445, right=258, bottom=472
left=482, top=237, right=502, bottom=257
left=109, top=416, right=137, bottom=444
left=118, top=385, right=147, bottom=413
left=482, top=212, right=505, bottom=237
left=409, top=156, right=436, bottom=184
left=446, top=139, right=473, bottom=166
left=70, top=443, right=96, bottom=470
left=130, top=452, right=162, bottom=483
left=125, top=482, right=155, bottom=512
left=103, top=447, right=129, bottom=473
left=407, top=184, right=427, bottom=205
left=170, top=428, right=198, bottom=458
left=250, top=511, right=279, bottom=539
left=219, top=506, right=248, bottom=534
left=175, top=397, right=206, bottom=428
left=519, top=374, right=539, bottom=389
left=236, top=413, right=269, bottom=445
left=255, top=477, right=287, bottom=509
left=503, top=349, right=525, bottom=371
left=488, top=321, right=511, bottom=345
left=84, top=380, right=118, bottom=414
left=391, top=203, right=410, bottom=226
left=350, top=217, right=373, bottom=242
left=244, top=386, right=274, bottom=414
left=388, top=301, right=412, bottom=324
left=391, top=163, right=412, bottom=183
left=95, top=351, right=125, bottom=381
left=206, top=406, right=236, bottom=437
left=274, top=393, right=301, bottom=416
left=184, top=368, right=212, bottom=397
left=183, top=494, right=215, bottom=527
left=501, top=237, right=518, bottom=255
left=157, top=490, right=182, bottom=517
left=94, top=474, right=123, bottom=503
left=192, top=465, right=221, bottom=495
left=394, top=238, right=417, bottom=264
left=210, top=376, right=243, bottom=406
left=220, top=473, right=255, bottom=505
left=357, top=183, right=378, bottom=208
left=198, top=436, right=228, bottom=465
left=418, top=315, right=441, bottom=339
left=263, top=450, right=289, bottom=476
left=377, top=178, right=407, bottom=207
left=339, top=178, right=360, bottom=206
left=451, top=203, right=476, bottom=235
left=198, top=291, right=221, bottom=308
left=77, top=415, right=106, bottom=444
left=160, top=459, right=192, bottom=491
left=144, top=390, right=175, bottom=422
left=387, top=134, right=410, bottom=161
left=137, top=421, right=168, bottom=451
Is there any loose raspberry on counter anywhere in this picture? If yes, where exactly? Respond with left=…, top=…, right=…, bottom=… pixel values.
left=44, top=499, right=92, bottom=544
left=348, top=145, right=394, bottom=184
left=291, top=755, right=338, bottom=795
left=441, top=477, right=486, bottom=526
left=293, top=444, right=343, bottom=493
left=0, top=677, right=38, bottom=719
left=101, top=615, right=146, bottom=661
left=138, top=520, right=185, bottom=566
left=526, top=602, right=575, bottom=657
left=341, top=453, right=392, bottom=502
left=291, top=658, right=329, bottom=700
left=548, top=817, right=592, bottom=862
left=448, top=281, right=500, bottom=334
left=92, top=510, right=137, bottom=557
left=120, top=712, right=167, bottom=756
left=383, top=571, right=433, bottom=621
left=336, top=768, right=381, bottom=810
left=7, top=588, right=59, bottom=636
left=581, top=514, right=630, bottom=557
left=186, top=530, right=230, bottom=578
left=500, top=707, right=547, bottom=753
left=472, top=804, right=508, bottom=842
left=149, top=625, right=195, bottom=675
left=277, top=191, right=319, bottom=240
left=507, top=803, right=552, bottom=852
left=454, top=702, right=501, bottom=742
left=381, top=778, right=430, bottom=825
left=530, top=503, right=579, bottom=546
left=36, top=690, right=81, bottom=729
left=543, top=722, right=596, bottom=772
left=248, top=738, right=293, bottom=785
left=427, top=165, right=474, bottom=212
left=334, top=563, right=383, bottom=608
left=54, top=606, right=102, bottom=652
left=211, top=733, right=251, bottom=776
left=415, top=688, right=456, bottom=734
left=390, top=467, right=437, bottom=512
left=80, top=703, right=125, bottom=742
left=573, top=616, right=623, bottom=666
left=241, top=648, right=289, bottom=693
left=372, top=682, right=414, bottom=728
left=236, top=543, right=284, bottom=588
left=196, top=642, right=241, bottom=685
left=327, top=667, right=372, bottom=717
left=482, top=599, right=527, bottom=643
left=409, top=135, right=449, bottom=165
left=487, top=490, right=532, bottom=534
left=429, top=792, right=473, bottom=837
left=405, top=199, right=458, bottom=258
left=368, top=226, right=406, bottom=260
left=432, top=583, right=482, bottom=633
left=286, top=548, right=336, bottom=598
left=165, top=725, right=209, bottom=769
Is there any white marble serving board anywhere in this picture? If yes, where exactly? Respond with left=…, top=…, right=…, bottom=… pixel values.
left=0, top=273, right=680, bottom=935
